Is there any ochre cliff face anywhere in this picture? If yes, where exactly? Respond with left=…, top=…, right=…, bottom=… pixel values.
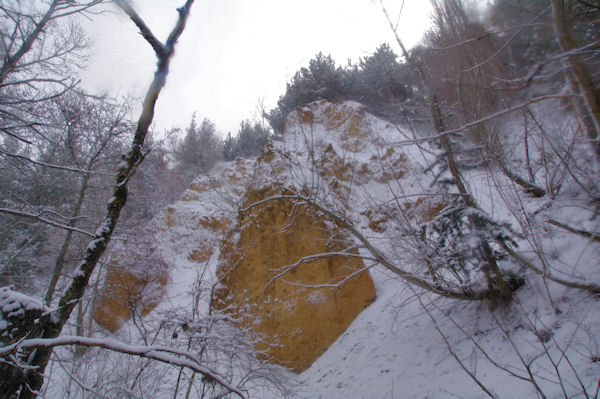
left=93, top=248, right=168, bottom=332
left=93, top=100, right=447, bottom=372
left=93, top=160, right=244, bottom=332
left=213, top=186, right=376, bottom=372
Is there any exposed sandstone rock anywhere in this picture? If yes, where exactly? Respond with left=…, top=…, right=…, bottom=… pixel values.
left=93, top=99, right=444, bottom=372
left=213, top=185, right=376, bottom=372
left=93, top=159, right=251, bottom=332
left=93, top=247, right=168, bottom=332
left=289, top=99, right=369, bottom=153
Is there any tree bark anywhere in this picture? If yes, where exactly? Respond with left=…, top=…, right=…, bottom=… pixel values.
left=4, top=2, right=196, bottom=398
left=44, top=172, right=90, bottom=305
left=551, top=0, right=600, bottom=161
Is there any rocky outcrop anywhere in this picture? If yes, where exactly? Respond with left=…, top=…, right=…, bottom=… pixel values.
left=93, top=243, right=168, bottom=332
left=93, top=100, right=445, bottom=372
left=213, top=185, right=375, bottom=372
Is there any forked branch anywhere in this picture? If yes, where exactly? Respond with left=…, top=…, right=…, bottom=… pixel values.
left=3, top=2, right=199, bottom=398
left=241, top=194, right=496, bottom=301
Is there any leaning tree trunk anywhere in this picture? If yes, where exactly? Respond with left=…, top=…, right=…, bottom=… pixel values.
left=381, top=0, right=514, bottom=302
left=431, top=97, right=514, bottom=302
left=0, top=2, right=196, bottom=398
left=551, top=0, right=600, bottom=162
left=44, top=172, right=90, bottom=305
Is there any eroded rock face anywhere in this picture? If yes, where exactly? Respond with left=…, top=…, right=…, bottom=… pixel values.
left=93, top=243, right=168, bottom=332
left=93, top=99, right=445, bottom=372
left=93, top=159, right=250, bottom=332
left=213, top=186, right=376, bottom=372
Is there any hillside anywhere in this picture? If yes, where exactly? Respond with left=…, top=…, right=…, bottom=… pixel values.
left=2, top=1, right=599, bottom=398
left=84, top=100, right=599, bottom=398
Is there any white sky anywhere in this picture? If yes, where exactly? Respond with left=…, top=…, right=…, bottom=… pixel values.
left=80, top=0, right=433, bottom=136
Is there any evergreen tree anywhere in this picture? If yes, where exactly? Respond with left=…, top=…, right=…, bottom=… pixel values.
left=178, top=116, right=221, bottom=173
left=352, top=43, right=410, bottom=108
left=266, top=53, right=346, bottom=133
left=223, top=120, right=270, bottom=161
left=222, top=132, right=236, bottom=161
left=265, top=46, right=415, bottom=133
left=235, top=120, right=269, bottom=158
left=197, top=118, right=220, bottom=170
left=179, top=114, right=200, bottom=168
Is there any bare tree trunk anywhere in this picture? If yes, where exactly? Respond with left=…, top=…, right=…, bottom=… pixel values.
left=185, top=374, right=195, bottom=399
left=551, top=0, right=600, bottom=161
left=6, top=2, right=196, bottom=398
left=430, top=96, right=474, bottom=206
left=44, top=172, right=91, bottom=305
left=380, top=0, right=514, bottom=302
left=74, top=301, right=86, bottom=357
left=435, top=106, right=513, bottom=301
left=523, top=112, right=535, bottom=183
left=566, top=68, right=599, bottom=150
left=499, top=163, right=546, bottom=197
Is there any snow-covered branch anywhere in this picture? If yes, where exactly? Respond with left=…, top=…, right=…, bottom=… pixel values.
left=113, top=0, right=166, bottom=58
left=0, top=208, right=95, bottom=237
left=0, top=335, right=247, bottom=399
left=1, top=2, right=198, bottom=397
left=241, top=193, right=494, bottom=301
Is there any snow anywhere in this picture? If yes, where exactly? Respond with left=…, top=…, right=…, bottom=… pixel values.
left=0, top=286, right=45, bottom=339
left=284, top=268, right=599, bottom=398
left=94, top=218, right=112, bottom=237
left=254, top=101, right=600, bottom=399
left=260, top=101, right=599, bottom=398
left=117, top=160, right=129, bottom=170
left=0, top=287, right=44, bottom=313
left=39, top=100, right=599, bottom=398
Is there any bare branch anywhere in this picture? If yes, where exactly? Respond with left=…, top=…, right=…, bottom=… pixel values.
left=280, top=262, right=378, bottom=289
left=0, top=149, right=112, bottom=175
left=498, top=240, right=600, bottom=294
left=546, top=219, right=600, bottom=243
left=241, top=193, right=494, bottom=301
left=0, top=335, right=247, bottom=399
left=462, top=6, right=551, bottom=73
left=389, top=94, right=577, bottom=147
left=113, top=0, right=166, bottom=58
left=261, top=251, right=377, bottom=294
left=0, top=208, right=95, bottom=237
left=413, top=288, right=499, bottom=398
left=428, top=22, right=550, bottom=52
left=0, top=1, right=58, bottom=84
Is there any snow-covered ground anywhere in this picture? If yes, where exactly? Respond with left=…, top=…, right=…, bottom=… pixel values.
left=278, top=102, right=600, bottom=399
left=289, top=266, right=599, bottom=399
left=148, top=101, right=600, bottom=398
left=28, top=100, right=600, bottom=398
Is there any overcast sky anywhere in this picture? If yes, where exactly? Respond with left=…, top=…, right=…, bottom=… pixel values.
left=80, top=0, right=433, bottom=136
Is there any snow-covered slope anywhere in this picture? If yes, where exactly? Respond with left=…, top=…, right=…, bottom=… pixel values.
left=291, top=268, right=599, bottom=398
left=87, top=100, right=599, bottom=399
left=281, top=102, right=600, bottom=399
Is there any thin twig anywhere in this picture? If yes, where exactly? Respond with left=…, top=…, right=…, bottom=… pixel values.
left=0, top=208, right=95, bottom=237
left=546, top=219, right=600, bottom=243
